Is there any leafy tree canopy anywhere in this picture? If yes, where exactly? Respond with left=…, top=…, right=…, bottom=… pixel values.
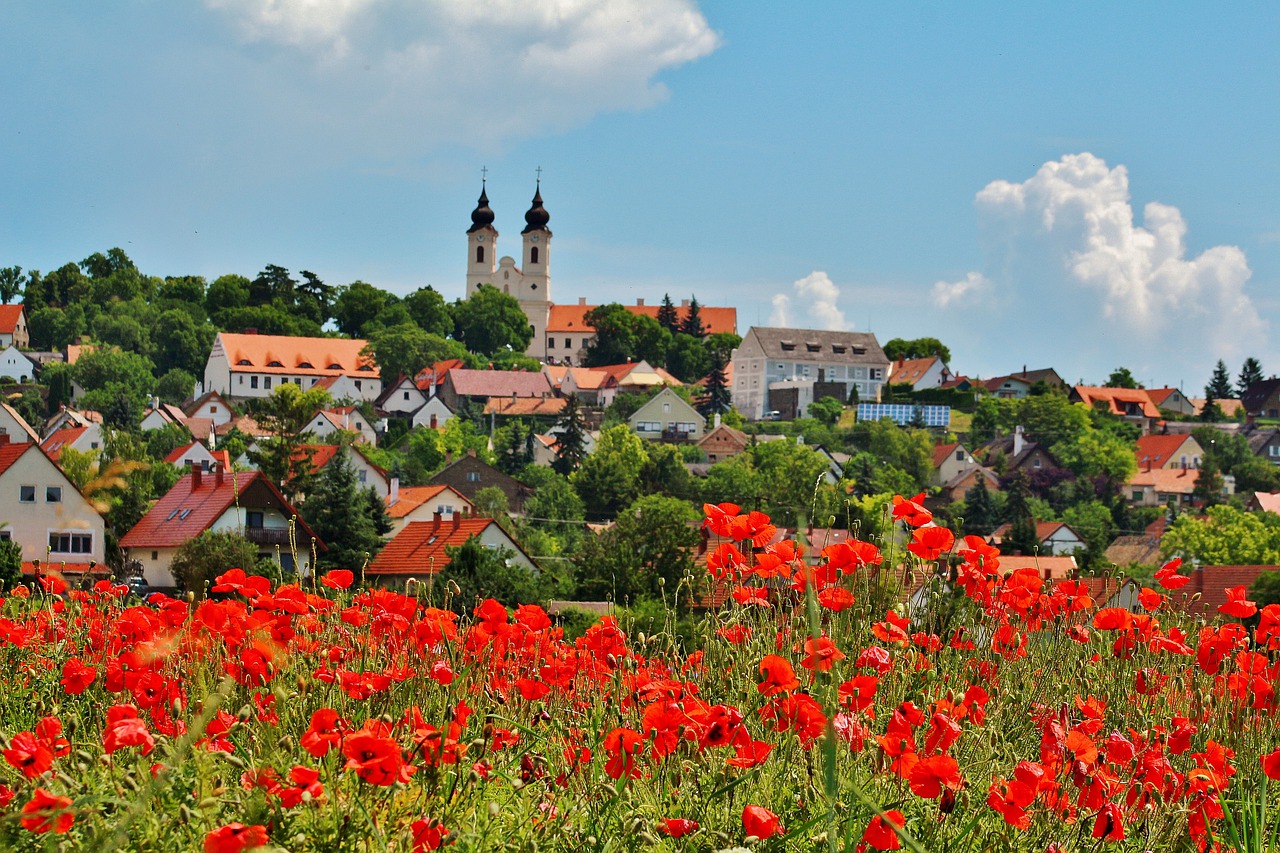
left=883, top=337, right=951, bottom=364
left=1104, top=367, right=1140, bottom=389
left=1162, top=504, right=1280, bottom=566
left=170, top=530, right=262, bottom=598
left=454, top=284, right=534, bottom=357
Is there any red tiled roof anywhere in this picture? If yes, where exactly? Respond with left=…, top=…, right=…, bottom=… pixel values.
left=120, top=468, right=319, bottom=550
left=0, top=441, right=32, bottom=476
left=889, top=357, right=941, bottom=386
left=546, top=303, right=737, bottom=335
left=185, top=418, right=214, bottom=442
left=1189, top=397, right=1244, bottom=418
left=1146, top=388, right=1182, bottom=407
left=446, top=369, right=553, bottom=398
left=1074, top=386, right=1161, bottom=419
left=217, top=333, right=379, bottom=378
left=41, top=427, right=88, bottom=462
left=483, top=397, right=567, bottom=416
left=989, top=521, right=1074, bottom=544
left=1189, top=565, right=1280, bottom=616
left=164, top=442, right=201, bottom=464
left=385, top=485, right=465, bottom=519
left=1252, top=492, right=1280, bottom=514
left=0, top=305, right=24, bottom=335
left=1134, top=434, right=1195, bottom=469
left=365, top=517, right=502, bottom=575
left=932, top=443, right=959, bottom=469
left=992, top=555, right=1078, bottom=580
left=1127, top=467, right=1200, bottom=495
left=22, top=561, right=106, bottom=577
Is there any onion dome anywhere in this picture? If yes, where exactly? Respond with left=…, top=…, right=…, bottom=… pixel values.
left=468, top=184, right=495, bottom=233
left=521, top=183, right=551, bottom=234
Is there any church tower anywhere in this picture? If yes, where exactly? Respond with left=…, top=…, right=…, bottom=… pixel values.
left=465, top=182, right=497, bottom=297
left=518, top=181, right=553, bottom=359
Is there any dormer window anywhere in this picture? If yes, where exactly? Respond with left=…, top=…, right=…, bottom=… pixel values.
left=237, top=359, right=252, bottom=366
left=806, top=343, right=820, bottom=353
left=298, top=361, right=313, bottom=369
left=358, top=365, right=373, bottom=371
left=267, top=360, right=283, bottom=367
left=327, top=363, right=342, bottom=370
left=852, top=346, right=866, bottom=355
left=832, top=345, right=846, bottom=354
left=780, top=341, right=796, bottom=352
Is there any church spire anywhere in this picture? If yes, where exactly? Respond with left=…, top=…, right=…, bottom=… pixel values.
left=468, top=176, right=496, bottom=234
left=522, top=175, right=551, bottom=235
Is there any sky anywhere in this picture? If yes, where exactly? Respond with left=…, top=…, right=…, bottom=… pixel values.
left=3, top=2, right=1279, bottom=391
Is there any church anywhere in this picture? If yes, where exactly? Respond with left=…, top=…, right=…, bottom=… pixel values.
left=465, top=181, right=735, bottom=364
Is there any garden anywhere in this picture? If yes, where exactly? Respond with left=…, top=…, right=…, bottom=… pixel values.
left=1, top=497, right=1278, bottom=852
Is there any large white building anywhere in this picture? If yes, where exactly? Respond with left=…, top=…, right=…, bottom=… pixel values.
left=731, top=327, right=890, bottom=420
left=203, top=332, right=381, bottom=403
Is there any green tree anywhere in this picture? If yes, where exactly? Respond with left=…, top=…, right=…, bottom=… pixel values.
left=170, top=530, right=261, bottom=597
left=295, top=270, right=334, bottom=328
left=962, top=474, right=998, bottom=536
left=403, top=286, right=454, bottom=337
left=552, top=395, right=589, bottom=477
left=1051, top=429, right=1137, bottom=491
left=665, top=333, right=710, bottom=383
left=72, top=348, right=158, bottom=429
left=0, top=266, right=27, bottom=305
left=1251, top=570, right=1280, bottom=611
left=156, top=369, right=196, bottom=405
left=1199, top=390, right=1225, bottom=423
left=153, top=309, right=215, bottom=377
left=1192, top=459, right=1225, bottom=507
left=250, top=264, right=297, bottom=306
left=334, top=280, right=395, bottom=338
left=1062, top=500, right=1118, bottom=572
left=574, top=494, right=701, bottom=611
left=1018, top=393, right=1091, bottom=447
left=1162, top=505, right=1280, bottom=565
left=518, top=466, right=585, bottom=554
left=492, top=420, right=534, bottom=476
left=1001, top=470, right=1040, bottom=556
left=883, top=337, right=951, bottom=364
left=438, top=536, right=539, bottom=615
left=454, top=284, right=534, bottom=356
left=572, top=424, right=647, bottom=518
left=699, top=353, right=733, bottom=417
left=302, top=450, right=383, bottom=574
left=678, top=296, right=705, bottom=337
left=248, top=384, right=332, bottom=498
left=1105, top=367, right=1140, bottom=389
left=1238, top=357, right=1265, bottom=397
left=704, top=332, right=742, bottom=364
left=0, top=539, right=22, bottom=591
left=1206, top=360, right=1234, bottom=401
left=362, top=324, right=469, bottom=383
left=205, top=274, right=251, bottom=322
left=656, top=293, right=679, bottom=333
left=639, top=443, right=696, bottom=502
left=808, top=396, right=843, bottom=426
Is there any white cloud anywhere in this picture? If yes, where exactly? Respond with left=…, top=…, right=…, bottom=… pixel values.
left=968, top=153, right=1264, bottom=373
left=204, top=0, right=720, bottom=155
left=769, top=271, right=848, bottom=330
left=932, top=271, right=989, bottom=308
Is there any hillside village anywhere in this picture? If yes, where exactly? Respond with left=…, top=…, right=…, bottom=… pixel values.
left=2, top=184, right=1280, bottom=613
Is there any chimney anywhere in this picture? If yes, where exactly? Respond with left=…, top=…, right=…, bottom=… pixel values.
left=681, top=299, right=690, bottom=307
left=215, top=462, right=224, bottom=487
left=578, top=297, right=587, bottom=306
left=0, top=434, right=9, bottom=446
left=151, top=396, right=160, bottom=410
left=453, top=511, right=462, bottom=530
left=466, top=449, right=477, bottom=458
left=1013, top=425, right=1025, bottom=458
left=433, top=511, right=442, bottom=531
left=445, top=451, right=453, bottom=465
left=243, top=327, right=258, bottom=335
left=390, top=476, right=399, bottom=507
left=190, top=460, right=202, bottom=490
left=713, top=413, right=721, bottom=428
left=429, top=414, right=438, bottom=429
left=636, top=298, right=645, bottom=307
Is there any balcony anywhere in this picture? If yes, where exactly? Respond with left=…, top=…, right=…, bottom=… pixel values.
left=662, top=428, right=693, bottom=442
left=243, top=526, right=294, bottom=547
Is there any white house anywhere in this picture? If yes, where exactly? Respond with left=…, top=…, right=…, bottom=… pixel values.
left=140, top=400, right=189, bottom=432
left=163, top=441, right=225, bottom=472
left=411, top=396, right=454, bottom=430
left=0, top=346, right=36, bottom=383
left=0, top=437, right=107, bottom=577
left=628, top=387, right=705, bottom=442
left=0, top=306, right=29, bottom=349
left=304, top=406, right=377, bottom=446
left=377, top=376, right=430, bottom=417
left=0, top=403, right=40, bottom=444
left=731, top=327, right=890, bottom=421
left=888, top=356, right=951, bottom=391
left=203, top=332, right=381, bottom=403
left=42, top=423, right=105, bottom=464
left=384, top=483, right=474, bottom=537
left=184, top=391, right=234, bottom=429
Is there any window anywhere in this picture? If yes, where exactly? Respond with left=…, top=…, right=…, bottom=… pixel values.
left=530, top=246, right=539, bottom=264
left=466, top=472, right=481, bottom=482
left=250, top=376, right=259, bottom=389
left=565, top=338, right=571, bottom=349
left=0, top=531, right=10, bottom=541
left=1271, top=446, right=1280, bottom=458
left=1131, top=491, right=1144, bottom=502
left=436, top=505, right=454, bottom=515
left=19, top=485, right=35, bottom=503
left=247, top=511, right=264, bottom=528
left=662, top=403, right=671, bottom=412
left=955, top=450, right=965, bottom=461
left=358, top=470, right=367, bottom=483
left=46, top=486, right=62, bottom=503
left=476, top=245, right=485, bottom=263
left=264, top=377, right=272, bottom=389
left=403, top=391, right=411, bottom=401
left=635, top=421, right=662, bottom=432
left=49, top=532, right=92, bottom=554
left=832, top=345, right=846, bottom=354
left=267, top=360, right=283, bottom=367
left=151, top=551, right=158, bottom=561
left=355, top=381, right=362, bottom=391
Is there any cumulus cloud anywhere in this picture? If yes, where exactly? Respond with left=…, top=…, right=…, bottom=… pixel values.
left=769, top=271, right=848, bottom=330
left=966, top=153, right=1264, bottom=375
left=204, top=0, right=720, bottom=156
left=932, top=271, right=990, bottom=308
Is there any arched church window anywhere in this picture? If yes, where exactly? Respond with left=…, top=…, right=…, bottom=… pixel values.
left=476, top=246, right=485, bottom=263
left=530, top=246, right=539, bottom=264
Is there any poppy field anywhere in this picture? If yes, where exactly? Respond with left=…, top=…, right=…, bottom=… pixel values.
left=2, top=497, right=1280, bottom=852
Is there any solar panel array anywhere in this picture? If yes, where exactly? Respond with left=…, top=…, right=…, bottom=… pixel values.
left=856, top=403, right=951, bottom=427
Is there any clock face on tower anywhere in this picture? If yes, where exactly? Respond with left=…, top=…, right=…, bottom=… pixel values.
left=530, top=235, right=540, bottom=242
left=476, top=235, right=485, bottom=241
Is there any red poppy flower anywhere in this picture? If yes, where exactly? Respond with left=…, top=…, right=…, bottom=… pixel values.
left=1262, top=748, right=1280, bottom=781
left=742, top=805, right=782, bottom=839
left=892, top=493, right=932, bottom=527
left=757, top=655, right=799, bottom=696
left=1219, top=586, right=1258, bottom=619
left=727, top=738, right=773, bottom=769
left=1154, top=557, right=1190, bottom=590
left=817, top=586, right=855, bottom=612
left=1091, top=803, right=1125, bottom=841
left=60, top=658, right=96, bottom=695
left=103, top=705, right=155, bottom=756
left=302, top=708, right=348, bottom=759
left=908, top=526, right=955, bottom=561
left=4, top=731, right=53, bottom=779
left=278, top=766, right=324, bottom=808
left=838, top=674, right=879, bottom=713
left=801, top=636, right=846, bottom=672
left=909, top=754, right=962, bottom=799
left=659, top=818, right=699, bottom=838
left=321, top=570, right=354, bottom=590
left=19, top=788, right=74, bottom=834
left=342, top=725, right=412, bottom=786
left=602, top=727, right=645, bottom=780
left=411, top=819, right=449, bottom=851
left=204, top=823, right=269, bottom=853
left=862, top=809, right=905, bottom=850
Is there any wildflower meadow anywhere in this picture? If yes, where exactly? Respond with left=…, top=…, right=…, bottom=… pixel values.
left=1, top=496, right=1279, bottom=852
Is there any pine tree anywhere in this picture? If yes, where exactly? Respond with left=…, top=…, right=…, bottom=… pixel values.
left=1237, top=357, right=1265, bottom=397
left=301, top=450, right=382, bottom=576
left=552, top=395, right=588, bottom=477
left=1206, top=359, right=1234, bottom=400
left=1001, top=470, right=1040, bottom=556
left=699, top=353, right=732, bottom=417
left=962, top=475, right=996, bottom=536
left=1199, top=389, right=1225, bottom=423
left=678, top=296, right=705, bottom=337
left=656, top=294, right=679, bottom=334
left=1192, top=459, right=1225, bottom=508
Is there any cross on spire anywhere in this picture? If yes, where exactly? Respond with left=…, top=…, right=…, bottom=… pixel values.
left=480, top=165, right=488, bottom=184
left=535, top=165, right=542, bottom=185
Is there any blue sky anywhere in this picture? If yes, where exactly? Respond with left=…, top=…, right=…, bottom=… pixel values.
left=3, top=2, right=1278, bottom=391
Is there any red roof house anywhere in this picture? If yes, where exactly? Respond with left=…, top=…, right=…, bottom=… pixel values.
left=365, top=514, right=535, bottom=587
